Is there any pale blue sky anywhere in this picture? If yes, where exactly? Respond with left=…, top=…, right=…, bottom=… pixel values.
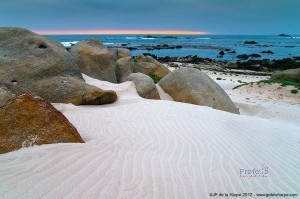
left=0, top=0, right=299, bottom=34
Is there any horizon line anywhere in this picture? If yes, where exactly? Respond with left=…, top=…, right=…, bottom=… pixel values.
left=33, top=29, right=209, bottom=35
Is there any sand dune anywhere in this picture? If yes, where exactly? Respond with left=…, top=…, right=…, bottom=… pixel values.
left=0, top=75, right=299, bottom=199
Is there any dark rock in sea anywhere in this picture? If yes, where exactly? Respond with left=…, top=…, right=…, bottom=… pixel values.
left=244, top=41, right=258, bottom=44
left=127, top=73, right=160, bottom=100
left=278, top=34, right=292, bottom=38
left=143, top=35, right=158, bottom=39
left=271, top=68, right=300, bottom=83
left=229, top=50, right=236, bottom=54
left=293, top=56, right=300, bottom=61
left=71, top=39, right=117, bottom=83
left=143, top=53, right=158, bottom=60
left=285, top=46, right=295, bottom=48
left=175, top=45, right=182, bottom=49
left=126, top=47, right=138, bottom=50
left=162, top=36, right=178, bottom=39
left=219, top=51, right=225, bottom=56
left=236, top=54, right=249, bottom=59
left=162, top=44, right=169, bottom=47
left=258, top=45, right=273, bottom=47
left=249, top=53, right=261, bottom=58
left=224, top=49, right=231, bottom=52
left=261, top=50, right=274, bottom=54
left=151, top=55, right=205, bottom=64
left=0, top=27, right=117, bottom=105
left=158, top=68, right=239, bottom=114
left=0, top=88, right=84, bottom=154
left=121, top=44, right=127, bottom=46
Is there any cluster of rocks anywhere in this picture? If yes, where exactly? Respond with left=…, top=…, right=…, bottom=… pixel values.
left=236, top=53, right=262, bottom=59
left=0, top=27, right=243, bottom=154
left=236, top=58, right=300, bottom=72
left=0, top=27, right=117, bottom=105
left=140, top=53, right=300, bottom=73
left=115, top=44, right=227, bottom=51
left=122, top=44, right=183, bottom=51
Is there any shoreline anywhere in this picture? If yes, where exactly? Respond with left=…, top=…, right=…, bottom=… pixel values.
left=131, top=53, right=300, bottom=73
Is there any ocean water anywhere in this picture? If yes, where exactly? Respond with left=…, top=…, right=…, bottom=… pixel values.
left=48, top=34, right=300, bottom=62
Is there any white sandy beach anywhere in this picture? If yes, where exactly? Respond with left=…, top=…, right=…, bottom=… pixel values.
left=0, top=73, right=300, bottom=198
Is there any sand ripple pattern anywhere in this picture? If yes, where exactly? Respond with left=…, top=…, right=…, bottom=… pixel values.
left=1, top=100, right=300, bottom=199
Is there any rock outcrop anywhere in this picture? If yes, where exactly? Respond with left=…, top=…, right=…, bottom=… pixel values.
left=110, top=48, right=131, bottom=64
left=71, top=39, right=117, bottom=83
left=158, top=68, right=239, bottom=114
left=127, top=73, right=160, bottom=99
left=0, top=87, right=84, bottom=154
left=117, top=48, right=131, bottom=59
left=115, top=57, right=135, bottom=83
left=135, top=54, right=146, bottom=63
left=0, top=27, right=117, bottom=105
left=244, top=41, right=258, bottom=44
left=134, top=62, right=158, bottom=74
left=145, top=55, right=170, bottom=77
left=270, top=68, right=300, bottom=83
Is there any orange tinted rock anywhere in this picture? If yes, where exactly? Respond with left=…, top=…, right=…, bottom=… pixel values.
left=0, top=94, right=84, bottom=154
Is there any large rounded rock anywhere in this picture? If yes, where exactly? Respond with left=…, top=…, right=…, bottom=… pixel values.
left=110, top=48, right=131, bottom=64
left=270, top=68, right=300, bottom=83
left=135, top=54, right=146, bottom=63
left=133, top=62, right=158, bottom=74
left=115, top=57, right=135, bottom=83
left=127, top=73, right=160, bottom=99
left=0, top=83, right=22, bottom=108
left=117, top=48, right=131, bottom=59
left=145, top=55, right=170, bottom=77
left=0, top=88, right=84, bottom=154
left=158, top=68, right=239, bottom=114
left=70, top=39, right=117, bottom=83
left=0, top=27, right=117, bottom=105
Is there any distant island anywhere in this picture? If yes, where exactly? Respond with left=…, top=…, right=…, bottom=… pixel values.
left=278, top=34, right=292, bottom=38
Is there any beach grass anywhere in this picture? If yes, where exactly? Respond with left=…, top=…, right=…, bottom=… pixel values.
left=148, top=72, right=162, bottom=84
left=233, top=79, right=300, bottom=90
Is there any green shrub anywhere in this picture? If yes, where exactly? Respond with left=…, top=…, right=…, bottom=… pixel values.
left=291, top=89, right=299, bottom=94
left=193, top=66, right=201, bottom=70
left=257, top=80, right=300, bottom=89
left=148, top=72, right=162, bottom=84
left=233, top=79, right=300, bottom=90
left=168, top=62, right=179, bottom=68
left=216, top=77, right=222, bottom=80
